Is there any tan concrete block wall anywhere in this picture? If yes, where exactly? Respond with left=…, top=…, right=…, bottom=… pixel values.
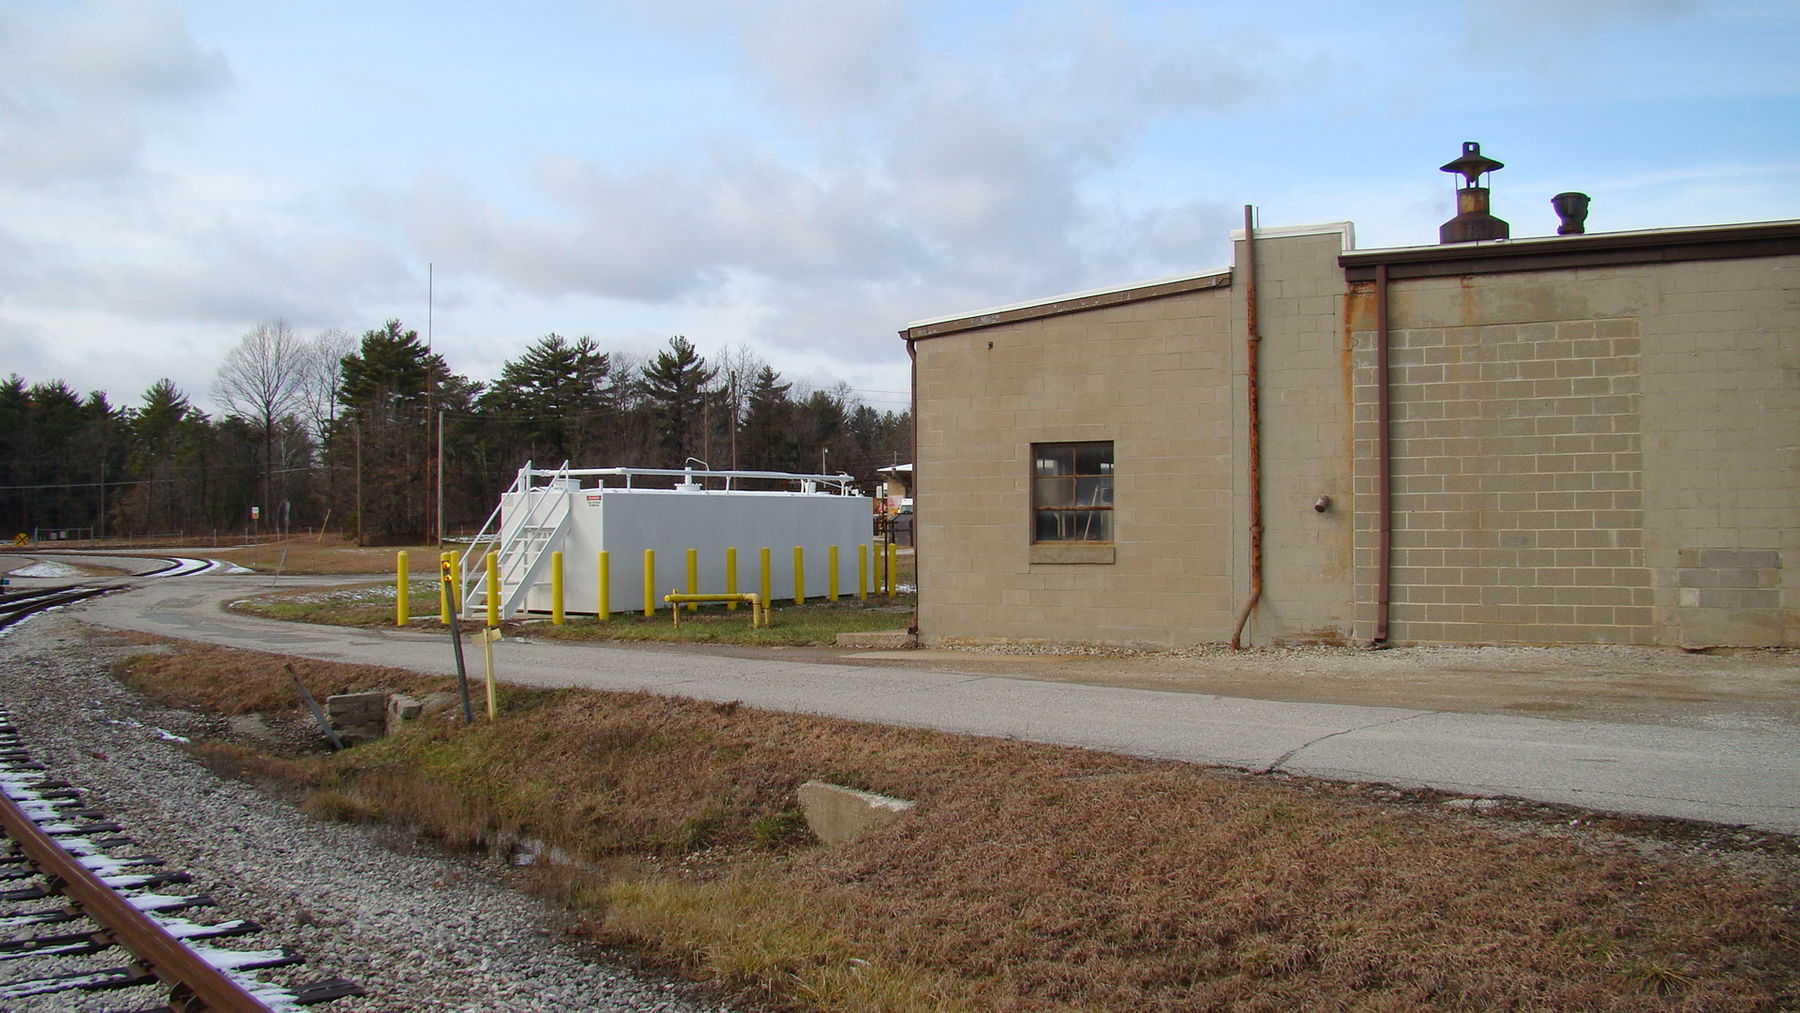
left=1234, top=229, right=1356, bottom=644
left=1639, top=255, right=1799, bottom=647
left=1351, top=255, right=1799, bottom=646
left=915, top=288, right=1237, bottom=646
left=1352, top=309, right=1651, bottom=644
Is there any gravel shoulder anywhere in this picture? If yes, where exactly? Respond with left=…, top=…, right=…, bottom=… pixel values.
left=0, top=614, right=738, bottom=1013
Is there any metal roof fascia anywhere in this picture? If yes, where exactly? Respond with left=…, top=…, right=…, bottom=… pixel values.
left=901, top=268, right=1232, bottom=341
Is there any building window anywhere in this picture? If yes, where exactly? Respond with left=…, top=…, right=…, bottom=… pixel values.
left=1032, top=442, right=1113, bottom=543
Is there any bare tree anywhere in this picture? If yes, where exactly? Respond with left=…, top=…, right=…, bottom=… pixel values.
left=298, top=327, right=355, bottom=446
left=214, top=319, right=307, bottom=526
left=713, top=342, right=767, bottom=470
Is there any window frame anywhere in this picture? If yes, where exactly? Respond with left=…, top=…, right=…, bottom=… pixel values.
left=1029, top=441, right=1116, bottom=564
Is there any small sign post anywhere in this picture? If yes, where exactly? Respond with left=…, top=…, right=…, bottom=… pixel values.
left=441, top=557, right=474, bottom=723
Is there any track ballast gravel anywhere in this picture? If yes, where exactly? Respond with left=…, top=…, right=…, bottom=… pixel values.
left=0, top=614, right=737, bottom=1013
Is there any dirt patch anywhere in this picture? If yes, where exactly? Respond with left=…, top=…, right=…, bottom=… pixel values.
left=842, top=642, right=1800, bottom=730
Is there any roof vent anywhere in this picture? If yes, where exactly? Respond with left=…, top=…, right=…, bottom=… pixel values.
left=1551, top=191, right=1590, bottom=235
left=1438, top=141, right=1510, bottom=244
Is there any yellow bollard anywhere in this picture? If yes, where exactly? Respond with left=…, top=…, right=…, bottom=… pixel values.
left=760, top=547, right=771, bottom=610
left=685, top=548, right=698, bottom=612
left=726, top=547, right=738, bottom=611
left=448, top=550, right=463, bottom=615
left=396, top=551, right=410, bottom=626
left=485, top=552, right=500, bottom=628
left=597, top=551, right=610, bottom=621
left=858, top=544, right=868, bottom=601
left=887, top=542, right=898, bottom=597
left=551, top=551, right=565, bottom=625
left=794, top=546, right=806, bottom=605
left=439, top=551, right=452, bottom=622
left=828, top=545, right=839, bottom=602
left=873, top=541, right=885, bottom=595
left=643, top=549, right=656, bottom=617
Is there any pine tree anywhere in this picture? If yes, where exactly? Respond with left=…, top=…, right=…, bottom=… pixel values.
left=638, top=336, right=717, bottom=467
left=741, top=365, right=795, bottom=471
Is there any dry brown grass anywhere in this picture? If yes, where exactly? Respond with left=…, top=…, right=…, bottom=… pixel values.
left=117, top=642, right=445, bottom=715
left=118, top=640, right=1800, bottom=1013
left=206, top=534, right=464, bottom=574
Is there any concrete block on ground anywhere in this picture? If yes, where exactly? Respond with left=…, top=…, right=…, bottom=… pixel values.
left=835, top=629, right=918, bottom=650
left=326, top=691, right=386, bottom=745
left=386, top=693, right=423, bottom=735
left=798, top=780, right=916, bottom=845
left=419, top=690, right=464, bottom=718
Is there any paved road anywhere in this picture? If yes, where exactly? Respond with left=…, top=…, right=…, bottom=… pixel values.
left=38, top=572, right=1800, bottom=836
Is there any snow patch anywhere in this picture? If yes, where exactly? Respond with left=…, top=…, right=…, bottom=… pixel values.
left=9, top=561, right=84, bottom=578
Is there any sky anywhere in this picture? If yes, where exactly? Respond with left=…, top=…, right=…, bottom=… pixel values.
left=2, top=0, right=1796, bottom=420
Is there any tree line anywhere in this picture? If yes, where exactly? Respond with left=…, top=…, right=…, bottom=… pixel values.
left=0, top=321, right=910, bottom=545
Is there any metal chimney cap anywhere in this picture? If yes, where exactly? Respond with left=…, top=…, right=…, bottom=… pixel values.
left=1441, top=141, right=1504, bottom=188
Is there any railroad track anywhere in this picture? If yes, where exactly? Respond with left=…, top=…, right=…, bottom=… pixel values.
left=0, top=707, right=363, bottom=1011
left=0, top=585, right=113, bottom=633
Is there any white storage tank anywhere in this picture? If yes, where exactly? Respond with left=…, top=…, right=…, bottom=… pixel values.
left=472, top=465, right=874, bottom=617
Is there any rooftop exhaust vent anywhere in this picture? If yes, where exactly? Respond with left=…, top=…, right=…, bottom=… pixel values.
left=1552, top=191, right=1590, bottom=235
left=1438, top=141, right=1510, bottom=244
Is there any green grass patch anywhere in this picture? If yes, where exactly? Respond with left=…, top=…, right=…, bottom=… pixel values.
left=229, top=581, right=914, bottom=646
left=529, top=600, right=912, bottom=647
left=229, top=580, right=434, bottom=628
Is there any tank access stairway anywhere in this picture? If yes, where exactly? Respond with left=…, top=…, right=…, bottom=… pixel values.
left=460, top=461, right=573, bottom=620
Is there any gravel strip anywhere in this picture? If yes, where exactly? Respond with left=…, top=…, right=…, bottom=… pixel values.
left=0, top=614, right=738, bottom=1013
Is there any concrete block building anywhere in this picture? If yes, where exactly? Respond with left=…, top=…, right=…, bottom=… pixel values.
left=901, top=151, right=1798, bottom=649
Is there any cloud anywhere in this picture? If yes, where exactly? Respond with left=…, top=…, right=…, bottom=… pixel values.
left=0, top=0, right=230, bottom=187
left=390, top=1, right=1309, bottom=371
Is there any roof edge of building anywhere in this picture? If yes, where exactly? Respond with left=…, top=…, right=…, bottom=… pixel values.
left=901, top=267, right=1232, bottom=341
left=1341, top=218, right=1800, bottom=281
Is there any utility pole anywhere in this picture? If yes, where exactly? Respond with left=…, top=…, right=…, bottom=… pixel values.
left=426, top=262, right=435, bottom=545
left=354, top=421, right=364, bottom=546
left=436, top=409, right=445, bottom=549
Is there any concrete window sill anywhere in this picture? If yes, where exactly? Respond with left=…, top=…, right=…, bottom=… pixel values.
left=1029, top=543, right=1116, bottom=565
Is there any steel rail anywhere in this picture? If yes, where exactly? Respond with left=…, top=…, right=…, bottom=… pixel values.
left=0, top=787, right=282, bottom=1012
left=0, top=585, right=111, bottom=631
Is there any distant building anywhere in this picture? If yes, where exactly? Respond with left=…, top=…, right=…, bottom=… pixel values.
left=901, top=147, right=1798, bottom=648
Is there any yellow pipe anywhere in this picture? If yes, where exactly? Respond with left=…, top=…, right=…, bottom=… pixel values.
left=664, top=592, right=766, bottom=627
left=396, top=551, right=410, bottom=626
left=597, top=551, right=610, bottom=621
left=685, top=548, right=698, bottom=612
left=551, top=551, right=565, bottom=625
left=794, top=546, right=806, bottom=605
left=726, top=547, right=738, bottom=610
left=857, top=544, right=868, bottom=601
left=643, top=548, right=656, bottom=617
left=760, top=547, right=771, bottom=611
left=485, top=552, right=499, bottom=627
left=887, top=542, right=898, bottom=597
left=873, top=541, right=885, bottom=594
left=828, top=545, right=839, bottom=601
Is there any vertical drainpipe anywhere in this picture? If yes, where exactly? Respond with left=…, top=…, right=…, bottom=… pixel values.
left=1372, top=263, right=1392, bottom=647
left=906, top=334, right=920, bottom=637
left=1229, top=205, right=1263, bottom=650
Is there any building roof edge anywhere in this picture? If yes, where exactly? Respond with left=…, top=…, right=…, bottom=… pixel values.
left=901, top=267, right=1232, bottom=341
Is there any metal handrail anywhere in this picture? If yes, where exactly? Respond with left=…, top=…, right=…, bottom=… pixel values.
left=554, top=466, right=858, bottom=494
left=461, top=461, right=572, bottom=616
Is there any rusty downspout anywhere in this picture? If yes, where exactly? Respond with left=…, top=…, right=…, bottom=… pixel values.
left=1229, top=205, right=1263, bottom=649
left=1371, top=262, right=1392, bottom=647
left=906, top=335, right=920, bottom=638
